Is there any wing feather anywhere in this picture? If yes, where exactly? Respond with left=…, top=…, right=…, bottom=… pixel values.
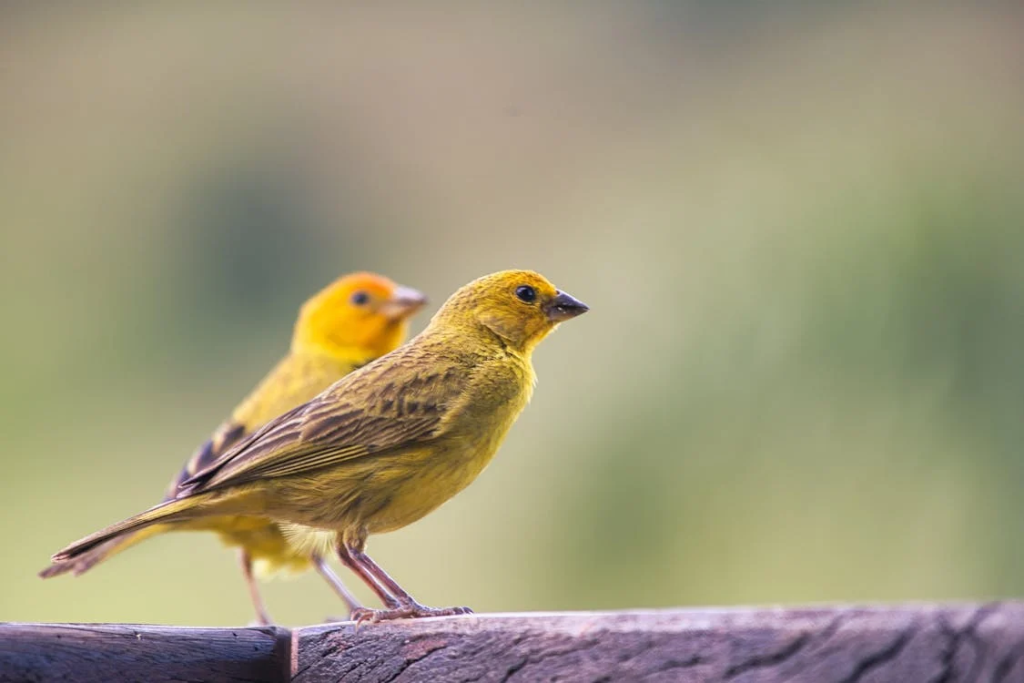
left=178, top=352, right=468, bottom=494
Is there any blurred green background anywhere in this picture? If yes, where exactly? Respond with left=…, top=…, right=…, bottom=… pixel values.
left=2, top=3, right=1023, bottom=626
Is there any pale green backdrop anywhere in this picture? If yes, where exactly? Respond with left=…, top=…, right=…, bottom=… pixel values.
left=1, top=3, right=1023, bottom=626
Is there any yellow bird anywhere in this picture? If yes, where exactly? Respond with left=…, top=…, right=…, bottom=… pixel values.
left=42, top=272, right=427, bottom=625
left=50, top=270, right=588, bottom=622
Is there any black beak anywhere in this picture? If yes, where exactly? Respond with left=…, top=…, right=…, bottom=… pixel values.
left=545, top=290, right=589, bottom=322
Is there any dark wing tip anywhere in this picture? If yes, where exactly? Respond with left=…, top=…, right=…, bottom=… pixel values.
left=167, top=420, right=248, bottom=498
left=180, top=403, right=312, bottom=493
left=173, top=480, right=199, bottom=498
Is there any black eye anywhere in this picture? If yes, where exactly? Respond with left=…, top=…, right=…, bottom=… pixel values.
left=515, top=285, right=536, bottom=303
left=350, top=291, right=370, bottom=306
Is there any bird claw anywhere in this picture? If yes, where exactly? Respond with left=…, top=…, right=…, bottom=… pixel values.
left=351, top=604, right=473, bottom=624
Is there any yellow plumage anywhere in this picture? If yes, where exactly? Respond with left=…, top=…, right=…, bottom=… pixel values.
left=41, top=272, right=426, bottom=624
left=50, top=270, right=588, bottom=623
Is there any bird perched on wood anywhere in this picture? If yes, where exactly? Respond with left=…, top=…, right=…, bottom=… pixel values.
left=41, top=272, right=427, bottom=625
left=50, top=270, right=588, bottom=623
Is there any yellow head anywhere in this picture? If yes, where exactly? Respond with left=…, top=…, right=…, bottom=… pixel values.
left=292, top=272, right=427, bottom=360
left=431, top=270, right=589, bottom=354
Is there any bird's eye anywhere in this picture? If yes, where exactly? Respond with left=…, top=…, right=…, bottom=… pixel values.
left=515, top=285, right=536, bottom=303
left=350, top=291, right=370, bottom=306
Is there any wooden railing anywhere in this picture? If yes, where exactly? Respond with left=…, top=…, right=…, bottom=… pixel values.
left=3, top=603, right=1023, bottom=681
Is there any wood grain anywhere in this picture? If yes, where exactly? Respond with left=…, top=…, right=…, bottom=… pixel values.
left=293, top=604, right=1024, bottom=682
left=4, top=604, right=1024, bottom=682
left=0, top=623, right=287, bottom=683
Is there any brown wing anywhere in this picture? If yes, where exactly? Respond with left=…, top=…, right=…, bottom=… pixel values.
left=164, top=420, right=246, bottom=499
left=178, top=353, right=467, bottom=495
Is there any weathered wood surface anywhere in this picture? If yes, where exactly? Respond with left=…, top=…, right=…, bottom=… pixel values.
left=293, top=604, right=1024, bottom=682
left=0, top=623, right=287, bottom=683
left=4, top=603, right=1024, bottom=682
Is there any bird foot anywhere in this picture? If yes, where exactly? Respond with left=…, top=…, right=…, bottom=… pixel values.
left=351, top=604, right=473, bottom=624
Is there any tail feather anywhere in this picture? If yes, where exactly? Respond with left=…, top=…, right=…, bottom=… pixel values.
left=44, top=426, right=253, bottom=579
left=51, top=493, right=226, bottom=564
left=40, top=526, right=164, bottom=579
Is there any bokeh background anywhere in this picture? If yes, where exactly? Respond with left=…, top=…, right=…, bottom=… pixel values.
left=2, top=3, right=1023, bottom=626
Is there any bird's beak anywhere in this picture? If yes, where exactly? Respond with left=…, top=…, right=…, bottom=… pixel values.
left=544, top=290, right=589, bottom=322
left=381, top=285, right=428, bottom=321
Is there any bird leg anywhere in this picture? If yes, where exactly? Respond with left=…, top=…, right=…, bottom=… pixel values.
left=238, top=549, right=273, bottom=626
left=339, top=543, right=472, bottom=623
left=311, top=554, right=363, bottom=621
left=335, top=543, right=403, bottom=610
